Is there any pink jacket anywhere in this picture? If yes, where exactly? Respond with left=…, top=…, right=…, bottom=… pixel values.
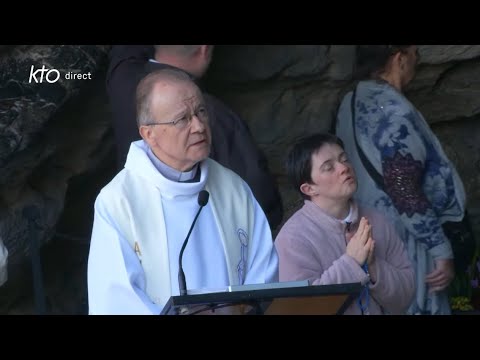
left=275, top=200, right=415, bottom=315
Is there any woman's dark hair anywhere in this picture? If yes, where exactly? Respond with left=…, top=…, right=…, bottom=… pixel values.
left=354, top=45, right=412, bottom=80
left=286, top=133, right=345, bottom=200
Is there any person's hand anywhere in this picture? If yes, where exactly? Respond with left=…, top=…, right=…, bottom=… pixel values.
left=425, top=258, right=455, bottom=293
left=346, top=217, right=373, bottom=266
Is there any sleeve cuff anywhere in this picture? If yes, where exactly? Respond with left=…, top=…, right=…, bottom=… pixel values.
left=368, top=258, right=382, bottom=290
left=340, top=254, right=370, bottom=285
left=429, top=241, right=453, bottom=260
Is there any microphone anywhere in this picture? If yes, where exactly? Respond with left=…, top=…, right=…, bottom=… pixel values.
left=178, top=190, right=209, bottom=296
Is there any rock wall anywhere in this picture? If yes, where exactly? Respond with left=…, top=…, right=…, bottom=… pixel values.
left=0, top=45, right=112, bottom=265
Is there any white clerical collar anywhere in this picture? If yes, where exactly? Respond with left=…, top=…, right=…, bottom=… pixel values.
left=342, top=204, right=354, bottom=224
left=147, top=147, right=198, bottom=182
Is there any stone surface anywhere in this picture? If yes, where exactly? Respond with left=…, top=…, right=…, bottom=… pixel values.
left=409, top=62, right=480, bottom=124
left=419, top=45, right=480, bottom=64
left=432, top=117, right=480, bottom=237
left=208, top=45, right=330, bottom=84
left=0, top=45, right=111, bottom=266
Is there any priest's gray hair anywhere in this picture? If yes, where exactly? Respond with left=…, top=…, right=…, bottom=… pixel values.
left=136, top=68, right=192, bottom=127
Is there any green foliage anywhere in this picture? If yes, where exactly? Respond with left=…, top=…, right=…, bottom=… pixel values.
left=450, top=296, right=474, bottom=311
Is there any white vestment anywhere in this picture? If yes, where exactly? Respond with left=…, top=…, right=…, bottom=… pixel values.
left=87, top=140, right=279, bottom=314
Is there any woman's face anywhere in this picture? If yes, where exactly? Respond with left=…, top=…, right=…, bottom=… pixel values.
left=301, top=143, right=357, bottom=203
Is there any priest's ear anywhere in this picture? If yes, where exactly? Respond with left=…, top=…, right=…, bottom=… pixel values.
left=139, top=125, right=157, bottom=146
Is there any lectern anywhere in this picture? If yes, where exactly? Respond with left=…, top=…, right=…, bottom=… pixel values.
left=160, top=282, right=362, bottom=315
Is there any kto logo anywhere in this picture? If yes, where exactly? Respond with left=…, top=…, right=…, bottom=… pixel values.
left=28, top=65, right=92, bottom=83
left=29, top=65, right=60, bottom=83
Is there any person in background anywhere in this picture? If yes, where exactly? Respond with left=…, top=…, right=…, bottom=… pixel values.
left=335, top=45, right=466, bottom=314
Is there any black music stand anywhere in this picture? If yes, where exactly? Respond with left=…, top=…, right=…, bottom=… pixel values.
left=160, top=282, right=362, bottom=315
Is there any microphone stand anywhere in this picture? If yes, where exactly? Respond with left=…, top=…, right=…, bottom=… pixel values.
left=178, top=190, right=209, bottom=297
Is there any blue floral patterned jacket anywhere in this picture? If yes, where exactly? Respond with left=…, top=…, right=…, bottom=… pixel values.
left=336, top=79, right=466, bottom=314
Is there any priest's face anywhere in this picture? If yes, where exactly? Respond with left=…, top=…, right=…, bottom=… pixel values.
left=141, top=80, right=212, bottom=171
